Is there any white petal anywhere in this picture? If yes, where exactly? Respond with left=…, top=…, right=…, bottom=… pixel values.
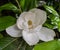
left=17, top=12, right=36, bottom=29
left=34, top=25, right=42, bottom=32
left=6, top=24, right=22, bottom=37
left=22, top=30, right=39, bottom=46
left=30, top=8, right=47, bottom=25
left=37, top=27, right=55, bottom=41
left=17, top=12, right=27, bottom=29
left=24, top=12, right=36, bottom=28
left=24, top=12, right=36, bottom=23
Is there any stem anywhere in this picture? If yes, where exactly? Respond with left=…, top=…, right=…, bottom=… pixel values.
left=16, top=0, right=22, bottom=13
left=17, top=40, right=24, bottom=50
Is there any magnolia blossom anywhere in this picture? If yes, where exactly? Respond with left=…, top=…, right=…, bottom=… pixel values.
left=6, top=8, right=55, bottom=46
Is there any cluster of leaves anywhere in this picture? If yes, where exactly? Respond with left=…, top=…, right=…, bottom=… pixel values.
left=0, top=0, right=60, bottom=50
left=43, top=5, right=60, bottom=32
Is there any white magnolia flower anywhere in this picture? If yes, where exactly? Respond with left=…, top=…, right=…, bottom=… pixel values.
left=6, top=8, right=55, bottom=46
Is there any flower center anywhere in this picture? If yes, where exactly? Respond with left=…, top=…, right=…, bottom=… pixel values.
left=28, top=20, right=32, bottom=25
left=28, top=20, right=33, bottom=29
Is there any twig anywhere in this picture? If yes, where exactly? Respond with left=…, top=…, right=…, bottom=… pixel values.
left=16, top=0, right=22, bottom=13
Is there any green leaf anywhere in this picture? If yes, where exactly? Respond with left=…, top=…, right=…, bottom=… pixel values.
left=19, top=0, right=26, bottom=11
left=0, top=36, right=33, bottom=50
left=0, top=16, right=16, bottom=31
left=17, top=38, right=33, bottom=50
left=0, top=3, right=19, bottom=13
left=19, top=0, right=37, bottom=11
left=43, top=18, right=56, bottom=29
left=58, top=22, right=60, bottom=32
left=26, top=45, right=33, bottom=50
left=43, top=5, right=59, bottom=17
left=0, top=34, right=3, bottom=39
left=34, top=40, right=60, bottom=50
left=48, top=14, right=59, bottom=25
left=19, top=42, right=33, bottom=50
left=43, top=23, right=54, bottom=29
left=29, top=0, right=37, bottom=9
left=48, top=14, right=60, bottom=31
left=0, top=37, right=18, bottom=50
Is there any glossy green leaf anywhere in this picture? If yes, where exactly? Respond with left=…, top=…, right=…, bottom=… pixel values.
left=0, top=16, right=16, bottom=31
left=19, top=0, right=26, bottom=11
left=43, top=5, right=59, bottom=17
left=0, top=37, right=18, bottom=50
left=0, top=36, right=33, bottom=50
left=43, top=23, right=54, bottom=29
left=0, top=3, right=19, bottom=13
left=48, top=14, right=59, bottom=25
left=29, top=0, right=37, bottom=9
left=34, top=40, right=60, bottom=50
left=19, top=0, right=37, bottom=11
left=43, top=18, right=56, bottom=29
left=48, top=14, right=60, bottom=31
left=58, top=22, right=60, bottom=32
left=16, top=38, right=33, bottom=50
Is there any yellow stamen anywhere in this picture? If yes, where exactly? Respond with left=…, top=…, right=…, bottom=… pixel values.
left=28, top=20, right=33, bottom=29
left=28, top=20, right=32, bottom=25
